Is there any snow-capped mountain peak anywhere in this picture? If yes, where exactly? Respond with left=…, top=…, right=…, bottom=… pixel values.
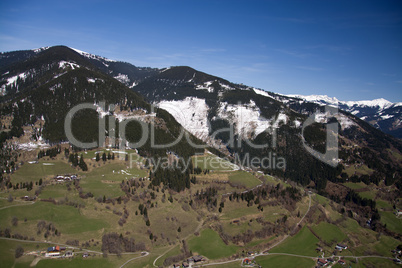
left=70, top=47, right=116, bottom=62
left=344, top=98, right=393, bottom=109
left=283, top=94, right=401, bottom=138
left=288, top=94, right=395, bottom=110
left=287, top=94, right=341, bottom=106
left=32, top=46, right=50, bottom=53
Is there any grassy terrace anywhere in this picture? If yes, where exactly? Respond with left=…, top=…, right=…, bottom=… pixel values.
left=192, top=153, right=238, bottom=171
left=380, top=211, right=402, bottom=234
left=311, top=222, right=347, bottom=245
left=343, top=182, right=368, bottom=190
left=11, top=160, right=77, bottom=183
left=270, top=226, right=319, bottom=257
left=255, top=255, right=315, bottom=268
left=188, top=228, right=238, bottom=260
left=228, top=171, right=261, bottom=188
left=344, top=164, right=374, bottom=177
left=0, top=202, right=109, bottom=235
left=79, top=163, right=148, bottom=198
left=1, top=147, right=400, bottom=268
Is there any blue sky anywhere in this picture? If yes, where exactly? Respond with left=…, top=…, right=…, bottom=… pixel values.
left=1, top=0, right=401, bottom=102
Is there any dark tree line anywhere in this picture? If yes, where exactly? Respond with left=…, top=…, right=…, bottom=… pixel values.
left=37, top=145, right=61, bottom=159
left=68, top=153, right=88, bottom=171
left=149, top=159, right=195, bottom=192
left=101, top=232, right=146, bottom=256
left=344, top=189, right=376, bottom=210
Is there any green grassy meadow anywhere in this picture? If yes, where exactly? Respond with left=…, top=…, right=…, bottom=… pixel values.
left=12, top=161, right=77, bottom=183
left=343, top=182, right=367, bottom=190
left=0, top=201, right=109, bottom=235
left=228, top=171, right=261, bottom=188
left=270, top=226, right=319, bottom=257
left=188, top=229, right=238, bottom=260
left=1, top=147, right=400, bottom=268
left=255, top=254, right=315, bottom=268
left=192, top=154, right=238, bottom=171
left=380, top=211, right=402, bottom=234
left=311, top=222, right=347, bottom=245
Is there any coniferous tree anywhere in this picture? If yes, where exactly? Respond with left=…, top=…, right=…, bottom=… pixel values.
left=79, top=154, right=88, bottom=171
left=73, top=153, right=79, bottom=167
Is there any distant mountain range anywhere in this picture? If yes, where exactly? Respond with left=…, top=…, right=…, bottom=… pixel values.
left=1, top=46, right=399, bottom=138
left=286, top=94, right=402, bottom=139
left=0, top=46, right=401, bottom=192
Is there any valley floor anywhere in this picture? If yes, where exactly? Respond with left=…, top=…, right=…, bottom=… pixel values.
left=0, top=147, right=401, bottom=268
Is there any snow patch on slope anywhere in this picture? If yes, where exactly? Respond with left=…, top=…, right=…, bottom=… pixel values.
left=17, top=140, right=50, bottom=151
left=94, top=103, right=110, bottom=118
left=196, top=81, right=214, bottom=93
left=113, top=73, right=130, bottom=84
left=157, top=97, right=209, bottom=140
left=70, top=47, right=116, bottom=62
left=0, top=72, right=29, bottom=95
left=294, top=120, right=302, bottom=128
left=217, top=100, right=274, bottom=138
left=381, top=114, right=394, bottom=120
left=219, top=82, right=235, bottom=91
left=113, top=110, right=155, bottom=122
left=253, top=88, right=270, bottom=98
left=94, top=103, right=154, bottom=123
left=314, top=111, right=356, bottom=130
left=256, top=88, right=289, bottom=103
left=336, top=114, right=356, bottom=129
left=33, top=46, right=50, bottom=53
left=59, top=61, right=80, bottom=70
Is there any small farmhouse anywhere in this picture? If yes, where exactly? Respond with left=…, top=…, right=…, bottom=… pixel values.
left=335, top=243, right=348, bottom=250
left=317, top=258, right=328, bottom=266
left=338, top=259, right=346, bottom=265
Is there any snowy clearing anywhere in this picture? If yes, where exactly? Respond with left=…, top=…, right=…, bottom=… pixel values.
left=157, top=97, right=210, bottom=140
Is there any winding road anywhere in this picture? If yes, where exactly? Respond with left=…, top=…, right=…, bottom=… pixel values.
left=119, top=251, right=149, bottom=268
left=153, top=179, right=313, bottom=268
left=1, top=183, right=394, bottom=267
left=192, top=192, right=395, bottom=267
left=193, top=192, right=313, bottom=267
left=0, top=197, right=36, bottom=211
left=152, top=219, right=205, bottom=267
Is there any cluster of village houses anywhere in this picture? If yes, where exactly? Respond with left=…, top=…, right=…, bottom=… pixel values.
left=316, top=244, right=348, bottom=266
left=44, top=246, right=73, bottom=258
left=391, top=247, right=402, bottom=264
left=395, top=209, right=402, bottom=217
left=29, top=245, right=89, bottom=259
left=32, top=242, right=402, bottom=267
left=172, top=255, right=205, bottom=267
left=54, top=174, right=79, bottom=182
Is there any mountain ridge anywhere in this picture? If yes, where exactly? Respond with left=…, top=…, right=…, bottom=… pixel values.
left=1, top=45, right=401, bottom=193
left=283, top=93, right=401, bottom=139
